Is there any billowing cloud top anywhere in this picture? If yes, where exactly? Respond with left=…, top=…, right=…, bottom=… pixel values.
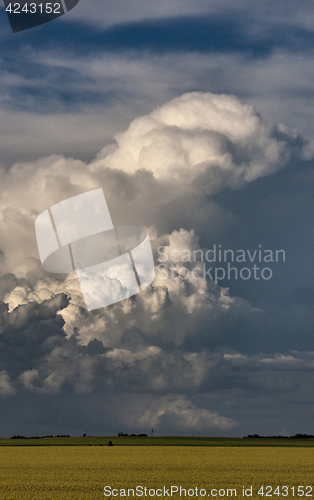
left=99, top=92, right=305, bottom=193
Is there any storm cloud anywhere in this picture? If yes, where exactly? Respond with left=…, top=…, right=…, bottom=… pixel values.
left=0, top=89, right=313, bottom=437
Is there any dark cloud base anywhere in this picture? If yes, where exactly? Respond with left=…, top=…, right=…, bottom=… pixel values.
left=1, top=282, right=314, bottom=438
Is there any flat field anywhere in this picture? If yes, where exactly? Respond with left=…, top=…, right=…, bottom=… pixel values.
left=0, top=446, right=313, bottom=500
left=1, top=436, right=314, bottom=446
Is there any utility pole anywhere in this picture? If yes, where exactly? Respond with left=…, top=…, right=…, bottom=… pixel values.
left=151, top=428, right=153, bottom=446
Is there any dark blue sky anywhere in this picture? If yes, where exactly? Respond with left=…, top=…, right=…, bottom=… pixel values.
left=2, top=8, right=314, bottom=58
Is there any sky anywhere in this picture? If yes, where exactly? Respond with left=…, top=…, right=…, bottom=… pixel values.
left=0, top=0, right=314, bottom=438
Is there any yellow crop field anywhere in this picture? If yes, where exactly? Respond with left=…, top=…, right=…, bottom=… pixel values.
left=0, top=446, right=313, bottom=500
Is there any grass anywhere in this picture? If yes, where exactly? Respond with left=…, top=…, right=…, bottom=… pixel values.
left=1, top=436, right=314, bottom=446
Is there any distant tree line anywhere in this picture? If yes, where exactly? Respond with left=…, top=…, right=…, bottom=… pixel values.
left=244, top=433, right=314, bottom=439
left=9, top=434, right=70, bottom=439
left=8, top=433, right=148, bottom=439
left=118, top=432, right=148, bottom=437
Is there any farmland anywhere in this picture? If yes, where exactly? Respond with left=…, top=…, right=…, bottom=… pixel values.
left=1, top=435, right=314, bottom=447
left=0, top=446, right=313, bottom=499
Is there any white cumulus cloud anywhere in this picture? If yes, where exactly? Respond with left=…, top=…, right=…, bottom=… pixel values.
left=98, top=92, right=305, bottom=195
